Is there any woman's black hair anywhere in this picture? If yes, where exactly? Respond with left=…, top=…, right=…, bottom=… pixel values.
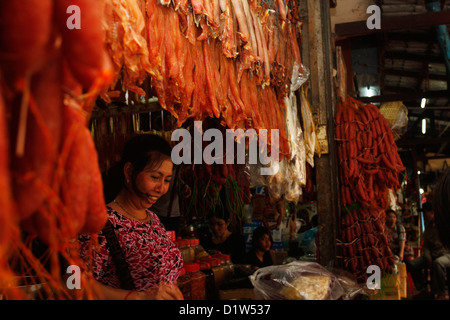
left=252, top=226, right=273, bottom=249
left=207, top=188, right=231, bottom=221
left=385, top=209, right=397, bottom=218
left=103, top=134, right=172, bottom=203
left=432, top=169, right=450, bottom=248
left=207, top=207, right=230, bottom=222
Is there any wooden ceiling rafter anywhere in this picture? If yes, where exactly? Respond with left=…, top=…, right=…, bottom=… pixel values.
left=335, top=10, right=450, bottom=38
left=359, top=89, right=449, bottom=103
left=384, top=51, right=444, bottom=64
left=334, top=0, right=450, bottom=157
left=383, top=68, right=447, bottom=82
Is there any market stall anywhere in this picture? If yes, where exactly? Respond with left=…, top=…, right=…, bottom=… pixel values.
left=0, top=0, right=410, bottom=301
left=0, top=0, right=319, bottom=299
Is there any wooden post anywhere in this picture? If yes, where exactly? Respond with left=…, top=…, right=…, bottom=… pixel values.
left=299, top=0, right=340, bottom=267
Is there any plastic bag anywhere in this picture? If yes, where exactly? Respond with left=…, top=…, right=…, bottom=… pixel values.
left=300, top=85, right=321, bottom=166
left=291, top=62, right=310, bottom=92
left=249, top=261, right=344, bottom=300
left=328, top=268, right=375, bottom=300
left=249, top=162, right=267, bottom=188
left=379, top=101, right=408, bottom=140
left=249, top=66, right=307, bottom=202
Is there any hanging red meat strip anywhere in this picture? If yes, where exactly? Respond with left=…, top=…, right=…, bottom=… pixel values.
left=54, top=0, right=113, bottom=102
left=190, top=32, right=208, bottom=121
left=202, top=40, right=221, bottom=119
left=0, top=0, right=53, bottom=89
left=230, top=0, right=250, bottom=44
left=220, top=0, right=238, bottom=58
left=9, top=51, right=63, bottom=221
left=0, top=79, right=20, bottom=285
left=146, top=0, right=167, bottom=107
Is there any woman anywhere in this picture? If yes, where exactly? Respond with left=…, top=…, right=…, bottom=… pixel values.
left=432, top=168, right=450, bottom=249
left=385, top=209, right=412, bottom=262
left=298, top=214, right=318, bottom=255
left=201, top=209, right=246, bottom=264
left=80, top=134, right=183, bottom=300
left=246, top=226, right=274, bottom=269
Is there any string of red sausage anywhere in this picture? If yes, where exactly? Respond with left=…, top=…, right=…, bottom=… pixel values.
left=335, top=96, right=405, bottom=281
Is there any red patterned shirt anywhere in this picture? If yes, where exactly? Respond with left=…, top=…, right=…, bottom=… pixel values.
left=80, top=207, right=183, bottom=291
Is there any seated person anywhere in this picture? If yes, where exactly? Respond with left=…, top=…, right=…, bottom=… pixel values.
left=298, top=214, right=318, bottom=255
left=246, top=226, right=274, bottom=270
left=201, top=209, right=246, bottom=264
left=385, top=209, right=414, bottom=262
left=406, top=202, right=450, bottom=300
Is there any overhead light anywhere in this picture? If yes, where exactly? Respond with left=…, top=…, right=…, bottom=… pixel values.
left=422, top=118, right=427, bottom=134
left=360, top=86, right=379, bottom=98
left=421, top=98, right=427, bottom=109
left=417, top=170, right=421, bottom=175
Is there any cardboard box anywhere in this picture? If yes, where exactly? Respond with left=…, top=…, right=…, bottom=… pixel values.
left=371, top=287, right=401, bottom=300
left=370, top=274, right=401, bottom=300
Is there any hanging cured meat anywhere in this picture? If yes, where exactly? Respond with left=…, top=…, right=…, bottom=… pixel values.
left=335, top=96, right=406, bottom=281
left=0, top=80, right=20, bottom=295
left=102, top=0, right=304, bottom=159
left=0, top=1, right=53, bottom=89
left=103, top=0, right=156, bottom=98
left=0, top=0, right=113, bottom=299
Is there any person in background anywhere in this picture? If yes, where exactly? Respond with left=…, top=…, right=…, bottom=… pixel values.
left=79, top=134, right=183, bottom=300
left=298, top=214, right=318, bottom=256
left=246, top=226, right=274, bottom=270
left=201, top=209, right=246, bottom=264
left=385, top=209, right=413, bottom=262
left=407, top=202, right=450, bottom=300
left=432, top=169, right=450, bottom=250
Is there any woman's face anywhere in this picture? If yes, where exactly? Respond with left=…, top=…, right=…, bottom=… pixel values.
left=256, top=233, right=272, bottom=252
left=129, top=158, right=173, bottom=209
left=386, top=212, right=397, bottom=226
left=209, top=217, right=229, bottom=238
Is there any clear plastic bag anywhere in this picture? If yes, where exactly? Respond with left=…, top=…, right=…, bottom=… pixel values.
left=328, top=268, right=375, bottom=300
left=249, top=261, right=344, bottom=300
left=249, top=65, right=307, bottom=202
left=291, top=62, right=310, bottom=92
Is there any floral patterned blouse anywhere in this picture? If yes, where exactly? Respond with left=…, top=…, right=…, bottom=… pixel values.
left=80, top=206, right=183, bottom=291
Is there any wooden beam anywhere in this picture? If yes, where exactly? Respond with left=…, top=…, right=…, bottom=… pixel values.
left=301, top=0, right=339, bottom=268
left=397, top=136, right=450, bottom=146
left=384, top=68, right=448, bottom=82
left=385, top=51, right=444, bottom=64
left=385, top=31, right=436, bottom=43
left=358, top=89, right=450, bottom=103
left=91, top=100, right=162, bottom=119
left=335, top=10, right=450, bottom=38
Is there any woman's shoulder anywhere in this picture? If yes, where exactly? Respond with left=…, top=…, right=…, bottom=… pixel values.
left=106, top=206, right=127, bottom=226
left=147, top=209, right=163, bottom=225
